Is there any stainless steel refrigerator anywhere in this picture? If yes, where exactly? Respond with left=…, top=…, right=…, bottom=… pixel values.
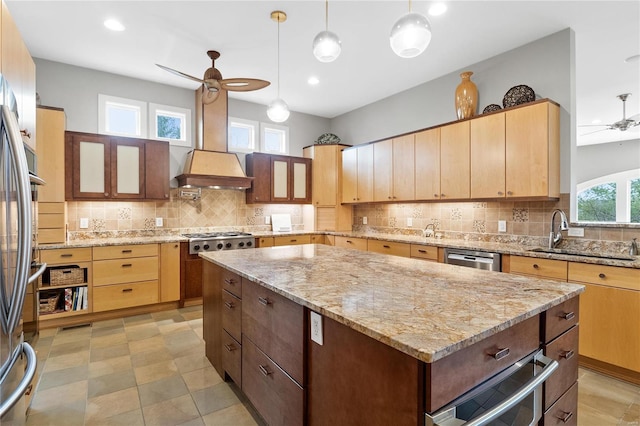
left=0, top=75, right=45, bottom=423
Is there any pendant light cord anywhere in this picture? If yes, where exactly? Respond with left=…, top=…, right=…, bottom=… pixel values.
left=408, top=0, right=412, bottom=12
left=277, top=17, right=281, bottom=99
left=325, top=0, right=329, bottom=31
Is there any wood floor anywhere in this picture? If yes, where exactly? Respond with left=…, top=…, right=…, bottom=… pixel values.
left=26, top=307, right=639, bottom=425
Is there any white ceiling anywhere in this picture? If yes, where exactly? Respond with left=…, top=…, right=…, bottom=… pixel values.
left=6, top=1, right=640, bottom=146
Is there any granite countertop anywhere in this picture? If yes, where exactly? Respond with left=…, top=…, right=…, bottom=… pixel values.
left=200, top=244, right=584, bottom=364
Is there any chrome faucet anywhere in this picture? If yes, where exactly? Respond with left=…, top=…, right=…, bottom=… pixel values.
left=423, top=223, right=435, bottom=238
left=548, top=209, right=569, bottom=249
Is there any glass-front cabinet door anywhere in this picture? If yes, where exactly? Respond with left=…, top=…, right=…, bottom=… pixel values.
left=71, top=134, right=110, bottom=199
left=271, top=155, right=290, bottom=202
left=111, top=138, right=144, bottom=199
left=291, top=157, right=311, bottom=203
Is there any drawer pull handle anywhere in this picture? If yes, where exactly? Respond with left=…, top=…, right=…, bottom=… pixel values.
left=224, top=301, right=235, bottom=309
left=258, top=365, right=272, bottom=376
left=62, top=270, right=72, bottom=274
left=560, top=350, right=574, bottom=360
left=532, top=264, right=539, bottom=269
left=560, top=311, right=575, bottom=321
left=224, top=344, right=237, bottom=352
left=121, top=249, right=132, bottom=253
left=418, top=249, right=427, bottom=253
left=491, top=348, right=510, bottom=361
left=224, top=278, right=236, bottom=285
left=556, top=411, right=574, bottom=423
left=598, top=273, right=606, bottom=279
left=121, top=264, right=132, bottom=268
left=346, top=240, right=353, bottom=243
left=122, top=288, right=133, bottom=293
left=290, top=239, right=297, bottom=242
left=60, top=254, right=73, bottom=258
left=383, top=245, right=391, bottom=249
left=257, top=296, right=272, bottom=306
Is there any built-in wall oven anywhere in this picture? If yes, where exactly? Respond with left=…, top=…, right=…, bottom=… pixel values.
left=426, top=350, right=558, bottom=426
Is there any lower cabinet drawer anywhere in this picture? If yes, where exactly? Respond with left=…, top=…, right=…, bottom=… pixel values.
left=509, top=256, right=567, bottom=281
left=273, top=235, right=311, bottom=246
left=222, top=290, right=242, bottom=342
left=93, top=280, right=159, bottom=312
left=543, top=381, right=578, bottom=426
left=543, top=325, right=579, bottom=410
left=367, top=240, right=411, bottom=257
left=242, top=336, right=303, bottom=426
left=93, top=256, right=158, bottom=286
left=221, top=270, right=242, bottom=298
left=410, top=244, right=439, bottom=261
left=222, top=331, right=241, bottom=385
left=334, top=236, right=367, bottom=251
left=542, top=296, right=579, bottom=342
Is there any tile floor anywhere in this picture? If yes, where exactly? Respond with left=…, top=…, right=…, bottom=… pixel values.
left=26, top=307, right=639, bottom=425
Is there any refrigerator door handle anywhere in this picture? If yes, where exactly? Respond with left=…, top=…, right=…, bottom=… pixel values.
left=27, top=262, right=47, bottom=285
left=29, top=172, right=46, bottom=186
left=0, top=342, right=37, bottom=418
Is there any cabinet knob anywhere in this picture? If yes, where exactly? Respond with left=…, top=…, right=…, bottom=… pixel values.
left=114, top=193, right=118, bottom=196
left=165, top=194, right=169, bottom=198
left=533, top=264, right=539, bottom=269
left=434, top=194, right=438, bottom=198
left=104, top=193, right=109, bottom=196
left=388, top=196, right=392, bottom=199
left=441, top=194, right=446, bottom=198
left=507, top=191, right=513, bottom=195
left=598, top=273, right=606, bottom=279
left=498, top=191, right=504, bottom=195
left=353, top=198, right=356, bottom=201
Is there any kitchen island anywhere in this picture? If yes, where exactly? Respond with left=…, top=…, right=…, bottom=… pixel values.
left=201, top=244, right=584, bottom=425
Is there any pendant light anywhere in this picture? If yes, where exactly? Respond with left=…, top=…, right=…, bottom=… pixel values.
left=390, top=0, right=432, bottom=58
left=267, top=10, right=290, bottom=123
left=312, top=0, right=341, bottom=63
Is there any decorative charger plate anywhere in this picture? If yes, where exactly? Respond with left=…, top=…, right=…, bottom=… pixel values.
left=482, top=104, right=502, bottom=114
left=315, top=133, right=341, bottom=144
left=502, top=85, right=535, bottom=108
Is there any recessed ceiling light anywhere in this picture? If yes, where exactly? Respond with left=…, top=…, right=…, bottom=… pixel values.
left=624, top=54, right=640, bottom=63
left=428, top=3, right=447, bottom=16
left=308, top=76, right=320, bottom=85
left=104, top=19, right=125, bottom=32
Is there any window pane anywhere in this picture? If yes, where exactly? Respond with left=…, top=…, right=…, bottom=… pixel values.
left=264, top=129, right=283, bottom=152
left=229, top=125, right=253, bottom=150
left=577, top=182, right=616, bottom=222
left=157, top=114, right=182, bottom=140
left=106, top=103, right=140, bottom=135
left=631, top=178, right=640, bottom=223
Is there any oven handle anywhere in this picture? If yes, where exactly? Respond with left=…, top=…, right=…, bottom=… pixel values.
left=462, top=353, right=558, bottom=426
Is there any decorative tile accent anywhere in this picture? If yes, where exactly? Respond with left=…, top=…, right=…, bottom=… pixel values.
left=246, top=216, right=256, bottom=226
left=389, top=217, right=397, bottom=227
left=473, top=202, right=487, bottom=209
left=91, top=219, right=106, bottom=232
left=144, top=218, right=156, bottom=230
left=254, top=207, right=264, bottom=217
left=473, top=220, right=486, bottom=233
left=411, top=206, right=423, bottom=218
left=512, top=208, right=529, bottom=222
left=450, top=208, right=462, bottom=221
left=119, top=207, right=132, bottom=220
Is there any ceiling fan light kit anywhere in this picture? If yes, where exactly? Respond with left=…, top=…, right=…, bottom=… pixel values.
left=390, top=0, right=432, bottom=59
left=268, top=10, right=290, bottom=123
left=313, top=0, right=341, bottom=63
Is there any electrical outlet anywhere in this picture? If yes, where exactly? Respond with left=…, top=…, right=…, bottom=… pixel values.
left=498, top=220, right=507, bottom=232
left=362, top=216, right=368, bottom=225
left=265, top=216, right=271, bottom=225
left=79, top=218, right=89, bottom=229
left=407, top=218, right=413, bottom=227
left=155, top=217, right=163, bottom=227
left=310, top=311, right=323, bottom=345
left=567, top=227, right=584, bottom=237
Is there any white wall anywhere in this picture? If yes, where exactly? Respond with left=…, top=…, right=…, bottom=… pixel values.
left=576, top=138, right=640, bottom=183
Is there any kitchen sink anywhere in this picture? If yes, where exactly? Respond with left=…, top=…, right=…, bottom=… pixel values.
left=528, top=247, right=636, bottom=261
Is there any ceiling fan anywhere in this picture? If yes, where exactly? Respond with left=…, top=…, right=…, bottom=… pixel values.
left=156, top=50, right=270, bottom=104
left=579, top=93, right=640, bottom=136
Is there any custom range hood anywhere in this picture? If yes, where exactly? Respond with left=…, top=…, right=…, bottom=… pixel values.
left=176, top=87, right=254, bottom=190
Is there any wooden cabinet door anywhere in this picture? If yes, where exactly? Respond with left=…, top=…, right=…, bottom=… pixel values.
left=160, top=243, right=180, bottom=302
left=145, top=140, right=170, bottom=200
left=67, top=132, right=111, bottom=199
left=36, top=108, right=66, bottom=202
left=393, top=134, right=415, bottom=201
left=308, top=145, right=338, bottom=206
left=471, top=112, right=506, bottom=198
left=271, top=155, right=290, bottom=202
left=245, top=153, right=271, bottom=203
left=506, top=102, right=559, bottom=198
left=342, top=148, right=358, bottom=203
left=373, top=139, right=392, bottom=202
left=440, top=121, right=470, bottom=200
left=578, top=283, right=640, bottom=372
left=290, top=157, right=311, bottom=203
left=21, top=48, right=36, bottom=151
left=111, top=138, right=145, bottom=199
left=356, top=144, right=374, bottom=202
left=415, top=128, right=441, bottom=200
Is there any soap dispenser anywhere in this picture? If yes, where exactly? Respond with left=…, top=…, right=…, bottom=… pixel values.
left=630, top=238, right=638, bottom=256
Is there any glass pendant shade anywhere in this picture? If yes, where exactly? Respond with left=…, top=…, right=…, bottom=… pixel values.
left=313, top=30, right=341, bottom=62
left=390, top=12, right=432, bottom=58
left=267, top=98, right=290, bottom=123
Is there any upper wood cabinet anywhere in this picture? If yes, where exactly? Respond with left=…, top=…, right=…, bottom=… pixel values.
left=471, top=112, right=506, bottom=198
left=65, top=131, right=170, bottom=201
left=245, top=153, right=312, bottom=204
left=415, top=128, right=441, bottom=200
left=440, top=121, right=470, bottom=200
left=36, top=107, right=66, bottom=202
left=373, top=135, right=415, bottom=202
left=341, top=144, right=373, bottom=203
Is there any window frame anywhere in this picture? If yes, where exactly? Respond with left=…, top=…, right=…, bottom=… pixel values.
left=149, top=102, right=192, bottom=147
left=228, top=117, right=259, bottom=153
left=260, top=122, right=290, bottom=155
left=98, top=94, right=147, bottom=138
left=577, top=168, right=640, bottom=223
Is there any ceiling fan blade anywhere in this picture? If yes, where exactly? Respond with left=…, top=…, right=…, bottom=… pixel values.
left=578, top=124, right=613, bottom=128
left=156, top=64, right=206, bottom=84
left=219, top=78, right=270, bottom=92
left=580, top=128, right=611, bottom=136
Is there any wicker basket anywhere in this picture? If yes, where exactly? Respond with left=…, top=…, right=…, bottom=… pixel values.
left=39, top=294, right=60, bottom=314
left=50, top=267, right=85, bottom=286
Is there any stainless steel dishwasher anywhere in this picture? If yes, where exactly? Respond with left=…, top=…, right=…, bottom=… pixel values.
left=444, top=248, right=501, bottom=271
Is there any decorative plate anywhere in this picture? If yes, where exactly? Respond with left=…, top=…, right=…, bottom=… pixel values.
left=503, top=85, right=535, bottom=108
left=315, top=133, right=341, bottom=144
left=482, top=104, right=502, bottom=114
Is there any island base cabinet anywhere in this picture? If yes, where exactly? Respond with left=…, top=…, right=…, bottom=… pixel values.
left=221, top=331, right=241, bottom=385
left=542, top=326, right=578, bottom=410
left=308, top=314, right=423, bottom=426
left=242, top=336, right=303, bottom=426
left=543, top=382, right=578, bottom=426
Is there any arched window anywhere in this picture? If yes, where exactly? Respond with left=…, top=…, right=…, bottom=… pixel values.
left=577, top=170, right=640, bottom=223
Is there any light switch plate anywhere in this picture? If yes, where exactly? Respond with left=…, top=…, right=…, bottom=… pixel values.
left=265, top=216, right=271, bottom=225
left=155, top=217, right=163, bottom=227
left=79, top=218, right=89, bottom=229
left=407, top=218, right=413, bottom=227
left=498, top=220, right=507, bottom=232
left=362, top=216, right=368, bottom=225
left=568, top=227, right=584, bottom=237
left=310, top=311, right=323, bottom=345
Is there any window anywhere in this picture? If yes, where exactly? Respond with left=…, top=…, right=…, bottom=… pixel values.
left=228, top=117, right=259, bottom=153
left=98, top=94, right=147, bottom=138
left=260, top=122, right=289, bottom=155
left=577, top=169, right=640, bottom=223
left=149, top=103, right=191, bottom=147
left=577, top=182, right=616, bottom=222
